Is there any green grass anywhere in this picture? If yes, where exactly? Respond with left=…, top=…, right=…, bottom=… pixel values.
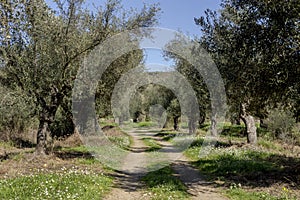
left=76, top=157, right=101, bottom=165
left=220, top=125, right=245, bottom=138
left=0, top=169, right=113, bottom=200
left=10, top=152, right=25, bottom=161
left=103, top=126, right=133, bottom=150
left=184, top=136, right=300, bottom=199
left=258, top=139, right=284, bottom=152
left=0, top=141, right=15, bottom=149
left=99, top=121, right=118, bottom=127
left=142, top=138, right=162, bottom=152
left=108, top=135, right=131, bottom=150
left=184, top=137, right=287, bottom=183
left=59, top=145, right=90, bottom=153
left=142, top=166, right=189, bottom=200
left=186, top=147, right=278, bottom=179
left=225, top=188, right=297, bottom=200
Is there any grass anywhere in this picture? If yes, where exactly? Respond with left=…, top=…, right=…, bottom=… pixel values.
left=10, top=152, right=25, bottom=161
left=108, top=134, right=131, bottom=150
left=186, top=146, right=278, bottom=180
left=59, top=145, right=90, bottom=153
left=220, top=125, right=245, bottom=137
left=0, top=168, right=113, bottom=200
left=0, top=141, right=15, bottom=149
left=100, top=125, right=133, bottom=150
left=225, top=188, right=297, bottom=200
left=258, top=139, right=284, bottom=152
left=76, top=157, right=101, bottom=165
left=99, top=121, right=118, bottom=128
left=142, top=138, right=162, bottom=152
left=184, top=133, right=300, bottom=199
left=142, top=166, right=189, bottom=200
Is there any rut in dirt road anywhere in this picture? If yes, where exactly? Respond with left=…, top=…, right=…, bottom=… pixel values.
left=104, top=128, right=228, bottom=200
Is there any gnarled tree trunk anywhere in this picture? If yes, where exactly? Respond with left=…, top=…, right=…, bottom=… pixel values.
left=210, top=113, right=217, bottom=137
left=198, top=112, right=206, bottom=128
left=36, top=119, right=49, bottom=155
left=173, top=116, right=180, bottom=131
left=36, top=109, right=56, bottom=155
left=240, top=103, right=257, bottom=144
left=188, top=117, right=197, bottom=134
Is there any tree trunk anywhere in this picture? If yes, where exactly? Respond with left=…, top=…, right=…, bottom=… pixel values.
left=36, top=119, right=49, bottom=155
left=198, top=112, right=206, bottom=128
left=210, top=113, right=217, bottom=137
left=35, top=106, right=57, bottom=155
left=173, top=116, right=179, bottom=131
left=188, top=118, right=196, bottom=134
left=240, top=103, right=257, bottom=144
left=231, top=117, right=241, bottom=125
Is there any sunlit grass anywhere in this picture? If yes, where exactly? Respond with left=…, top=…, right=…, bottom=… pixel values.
left=186, top=146, right=278, bottom=178
left=184, top=134, right=299, bottom=200
left=225, top=188, right=297, bottom=200
left=0, top=141, right=15, bottom=149
left=0, top=168, right=113, bottom=200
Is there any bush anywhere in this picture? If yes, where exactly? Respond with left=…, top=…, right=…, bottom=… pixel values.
left=266, top=107, right=296, bottom=142
left=291, top=123, right=300, bottom=145
left=0, top=86, right=36, bottom=141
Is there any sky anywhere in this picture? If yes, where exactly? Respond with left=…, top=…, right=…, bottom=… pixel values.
left=45, top=0, right=222, bottom=71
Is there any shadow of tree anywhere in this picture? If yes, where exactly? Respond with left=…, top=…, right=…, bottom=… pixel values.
left=105, top=169, right=147, bottom=192
left=53, top=149, right=94, bottom=160
left=190, top=138, right=233, bottom=148
left=220, top=125, right=246, bottom=137
left=12, top=138, right=36, bottom=148
left=191, top=151, right=300, bottom=188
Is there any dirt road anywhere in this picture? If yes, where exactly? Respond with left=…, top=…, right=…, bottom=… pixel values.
left=105, top=128, right=228, bottom=200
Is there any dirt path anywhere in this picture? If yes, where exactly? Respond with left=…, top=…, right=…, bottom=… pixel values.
left=105, top=128, right=228, bottom=200
left=104, top=130, right=152, bottom=200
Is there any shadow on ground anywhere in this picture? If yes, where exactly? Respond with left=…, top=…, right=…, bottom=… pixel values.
left=191, top=146, right=300, bottom=189
left=106, top=169, right=147, bottom=192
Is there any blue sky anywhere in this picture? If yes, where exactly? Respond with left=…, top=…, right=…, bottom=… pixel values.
left=45, top=0, right=222, bottom=71
left=126, top=0, right=221, bottom=36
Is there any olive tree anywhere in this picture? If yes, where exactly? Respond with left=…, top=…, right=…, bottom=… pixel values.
left=0, top=0, right=160, bottom=154
left=196, top=0, right=299, bottom=144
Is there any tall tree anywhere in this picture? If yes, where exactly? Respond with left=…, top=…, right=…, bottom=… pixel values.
left=0, top=0, right=160, bottom=154
left=195, top=0, right=300, bottom=144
